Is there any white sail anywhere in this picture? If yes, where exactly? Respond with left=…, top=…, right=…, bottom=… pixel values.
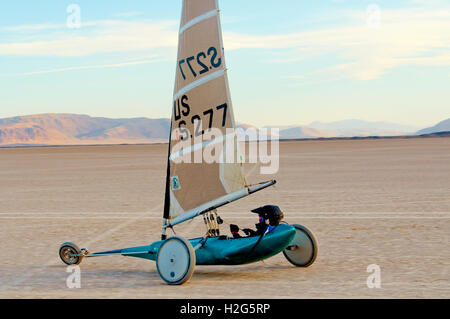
left=163, top=0, right=247, bottom=222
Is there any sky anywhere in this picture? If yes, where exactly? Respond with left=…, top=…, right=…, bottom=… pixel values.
left=0, top=0, right=449, bottom=128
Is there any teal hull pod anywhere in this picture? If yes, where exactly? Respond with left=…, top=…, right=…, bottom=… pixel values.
left=114, top=224, right=296, bottom=266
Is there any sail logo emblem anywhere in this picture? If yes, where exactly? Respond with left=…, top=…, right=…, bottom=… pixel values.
left=171, top=176, right=181, bottom=191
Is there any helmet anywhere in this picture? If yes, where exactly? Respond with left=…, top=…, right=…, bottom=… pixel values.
left=251, top=205, right=284, bottom=226
left=230, top=224, right=239, bottom=233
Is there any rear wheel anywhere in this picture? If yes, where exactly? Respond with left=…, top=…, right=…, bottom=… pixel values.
left=283, top=224, right=318, bottom=267
left=156, top=236, right=196, bottom=285
left=59, top=242, right=83, bottom=265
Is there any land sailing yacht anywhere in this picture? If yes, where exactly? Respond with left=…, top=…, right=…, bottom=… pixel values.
left=59, top=0, right=318, bottom=285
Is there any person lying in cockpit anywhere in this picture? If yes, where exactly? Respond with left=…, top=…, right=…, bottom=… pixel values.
left=230, top=205, right=284, bottom=238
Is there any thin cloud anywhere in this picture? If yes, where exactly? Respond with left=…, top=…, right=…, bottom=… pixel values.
left=2, top=24, right=64, bottom=31
left=6, top=57, right=163, bottom=76
left=113, top=11, right=144, bottom=18
left=225, top=8, right=450, bottom=81
left=0, top=20, right=178, bottom=57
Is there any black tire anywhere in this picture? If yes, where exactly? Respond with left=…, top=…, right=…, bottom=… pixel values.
left=59, top=242, right=83, bottom=265
left=283, top=224, right=318, bottom=267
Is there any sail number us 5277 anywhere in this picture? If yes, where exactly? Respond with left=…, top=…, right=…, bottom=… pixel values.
left=174, top=94, right=228, bottom=140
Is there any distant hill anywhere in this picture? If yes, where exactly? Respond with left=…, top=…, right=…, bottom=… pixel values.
left=308, top=119, right=419, bottom=137
left=0, top=114, right=169, bottom=146
left=237, top=124, right=330, bottom=140
left=279, top=126, right=332, bottom=139
left=416, top=118, right=450, bottom=135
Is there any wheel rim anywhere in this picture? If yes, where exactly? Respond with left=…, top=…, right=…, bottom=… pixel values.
left=157, top=239, right=191, bottom=283
left=60, top=246, right=79, bottom=265
left=283, top=226, right=316, bottom=266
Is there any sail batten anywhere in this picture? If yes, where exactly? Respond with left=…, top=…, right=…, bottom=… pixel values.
left=169, top=131, right=235, bottom=161
left=173, top=69, right=225, bottom=100
left=179, top=9, right=218, bottom=34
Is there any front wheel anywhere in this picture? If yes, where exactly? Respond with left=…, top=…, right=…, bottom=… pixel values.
left=156, top=236, right=196, bottom=285
left=59, top=242, right=83, bottom=265
left=283, top=224, right=318, bottom=267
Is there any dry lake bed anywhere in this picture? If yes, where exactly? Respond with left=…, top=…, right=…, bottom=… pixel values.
left=0, top=137, right=448, bottom=298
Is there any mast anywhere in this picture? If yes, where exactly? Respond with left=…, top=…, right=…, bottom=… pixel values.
left=161, top=120, right=173, bottom=240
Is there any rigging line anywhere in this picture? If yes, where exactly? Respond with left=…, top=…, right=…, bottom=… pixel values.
left=245, top=232, right=265, bottom=259
left=205, top=213, right=212, bottom=236
left=209, top=212, right=216, bottom=236
left=169, top=224, right=176, bottom=235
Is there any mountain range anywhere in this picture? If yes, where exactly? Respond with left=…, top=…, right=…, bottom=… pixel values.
left=0, top=114, right=169, bottom=146
left=0, top=114, right=448, bottom=146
